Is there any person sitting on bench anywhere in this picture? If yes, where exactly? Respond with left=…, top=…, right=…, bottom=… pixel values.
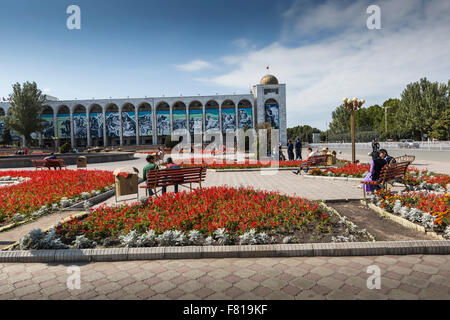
left=360, top=150, right=387, bottom=194
left=44, top=152, right=57, bottom=160
left=142, top=155, right=157, bottom=196
left=293, top=147, right=316, bottom=175
left=162, top=157, right=180, bottom=195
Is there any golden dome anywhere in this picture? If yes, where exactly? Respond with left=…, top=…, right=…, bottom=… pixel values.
left=260, top=74, right=279, bottom=85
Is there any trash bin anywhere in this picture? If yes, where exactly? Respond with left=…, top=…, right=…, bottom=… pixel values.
left=113, top=167, right=139, bottom=202
left=326, top=154, right=336, bottom=166
left=77, top=156, right=87, bottom=168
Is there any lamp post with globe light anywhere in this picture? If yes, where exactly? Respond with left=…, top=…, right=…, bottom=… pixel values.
left=342, top=97, right=365, bottom=163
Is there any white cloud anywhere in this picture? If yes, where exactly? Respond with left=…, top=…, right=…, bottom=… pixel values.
left=175, top=59, right=214, bottom=72
left=202, top=0, right=450, bottom=129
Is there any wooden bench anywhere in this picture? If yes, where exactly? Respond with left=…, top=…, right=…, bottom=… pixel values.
left=32, top=159, right=67, bottom=170
left=360, top=161, right=410, bottom=199
left=307, top=155, right=328, bottom=167
left=140, top=166, right=207, bottom=196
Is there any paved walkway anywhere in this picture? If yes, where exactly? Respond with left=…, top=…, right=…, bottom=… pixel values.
left=1, top=255, right=449, bottom=300
left=1, top=152, right=449, bottom=300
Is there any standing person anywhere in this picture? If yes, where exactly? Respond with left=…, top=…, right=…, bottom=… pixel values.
left=295, top=139, right=302, bottom=160
left=287, top=140, right=294, bottom=161
left=371, top=139, right=380, bottom=152
left=361, top=151, right=387, bottom=194
left=143, top=155, right=158, bottom=196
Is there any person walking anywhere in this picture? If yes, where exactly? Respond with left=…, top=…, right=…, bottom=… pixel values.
left=287, top=140, right=294, bottom=161
left=294, top=139, right=302, bottom=160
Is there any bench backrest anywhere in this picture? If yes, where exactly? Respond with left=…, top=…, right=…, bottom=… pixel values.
left=45, top=159, right=65, bottom=166
left=32, top=160, right=46, bottom=166
left=394, top=155, right=415, bottom=165
left=146, top=167, right=206, bottom=187
left=308, top=155, right=328, bottom=165
left=378, top=162, right=409, bottom=182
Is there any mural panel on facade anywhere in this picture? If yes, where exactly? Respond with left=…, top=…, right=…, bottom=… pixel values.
left=189, top=109, right=203, bottom=134
left=41, top=114, right=54, bottom=139
left=265, top=103, right=279, bottom=129
left=238, top=108, right=253, bottom=129
left=105, top=112, right=120, bottom=137
left=205, top=109, right=220, bottom=132
left=122, top=112, right=136, bottom=137
left=172, top=109, right=186, bottom=131
left=0, top=119, right=5, bottom=136
left=73, top=113, right=87, bottom=139
left=57, top=113, right=71, bottom=138
left=156, top=110, right=170, bottom=136
left=138, top=110, right=152, bottom=136
left=89, top=113, right=103, bottom=138
left=222, top=108, right=236, bottom=133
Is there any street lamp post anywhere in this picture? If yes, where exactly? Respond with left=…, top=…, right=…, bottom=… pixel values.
left=342, top=97, right=365, bottom=164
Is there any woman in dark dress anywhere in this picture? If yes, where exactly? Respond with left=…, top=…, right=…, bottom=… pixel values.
left=361, top=151, right=387, bottom=193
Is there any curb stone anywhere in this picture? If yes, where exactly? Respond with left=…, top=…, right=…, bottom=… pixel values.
left=1, top=240, right=450, bottom=263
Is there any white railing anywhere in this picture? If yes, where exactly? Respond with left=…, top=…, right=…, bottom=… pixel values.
left=309, top=141, right=450, bottom=151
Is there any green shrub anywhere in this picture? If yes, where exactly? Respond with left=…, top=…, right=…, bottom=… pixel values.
left=59, top=142, right=72, bottom=154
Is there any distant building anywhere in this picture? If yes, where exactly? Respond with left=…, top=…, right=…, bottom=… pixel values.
left=0, top=75, right=287, bottom=148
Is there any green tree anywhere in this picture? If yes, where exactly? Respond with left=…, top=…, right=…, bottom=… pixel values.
left=328, top=105, right=350, bottom=134
left=4, top=82, right=46, bottom=146
left=430, top=109, right=450, bottom=140
left=287, top=125, right=321, bottom=143
left=397, top=78, right=448, bottom=140
left=379, top=98, right=401, bottom=139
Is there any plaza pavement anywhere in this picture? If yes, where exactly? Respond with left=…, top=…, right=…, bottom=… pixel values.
left=0, top=255, right=449, bottom=300
left=1, top=152, right=449, bottom=300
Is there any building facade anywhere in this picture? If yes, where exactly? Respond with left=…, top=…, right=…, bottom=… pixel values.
left=0, top=75, right=287, bottom=148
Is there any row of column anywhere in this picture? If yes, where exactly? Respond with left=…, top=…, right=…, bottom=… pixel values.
left=42, top=104, right=255, bottom=148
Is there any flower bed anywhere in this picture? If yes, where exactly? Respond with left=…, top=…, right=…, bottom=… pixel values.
left=34, top=186, right=373, bottom=250
left=175, top=158, right=306, bottom=169
left=404, top=169, right=450, bottom=190
left=369, top=189, right=450, bottom=237
left=308, top=163, right=370, bottom=178
left=0, top=170, right=115, bottom=226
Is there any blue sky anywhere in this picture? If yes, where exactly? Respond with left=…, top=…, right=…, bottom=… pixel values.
left=1, top=0, right=449, bottom=129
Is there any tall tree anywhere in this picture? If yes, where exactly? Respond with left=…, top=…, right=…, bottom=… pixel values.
left=328, top=105, right=350, bottom=134
left=4, top=82, right=46, bottom=146
left=430, top=109, right=450, bottom=140
left=397, top=78, right=448, bottom=140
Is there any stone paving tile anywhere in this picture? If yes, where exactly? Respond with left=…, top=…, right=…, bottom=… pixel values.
left=1, top=255, right=450, bottom=300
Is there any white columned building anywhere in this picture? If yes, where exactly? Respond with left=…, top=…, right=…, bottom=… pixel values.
left=0, top=74, right=287, bottom=148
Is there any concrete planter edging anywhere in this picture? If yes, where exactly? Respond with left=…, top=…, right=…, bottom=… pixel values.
left=2, top=240, right=450, bottom=263
left=362, top=201, right=446, bottom=240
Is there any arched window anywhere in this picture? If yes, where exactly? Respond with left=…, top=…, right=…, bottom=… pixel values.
left=121, top=103, right=136, bottom=137
left=221, top=100, right=236, bottom=133
left=138, top=103, right=152, bottom=137
left=57, top=105, right=71, bottom=139
left=238, top=99, right=253, bottom=129
left=205, top=100, right=219, bottom=132
left=156, top=102, right=170, bottom=136
left=264, top=99, right=279, bottom=129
